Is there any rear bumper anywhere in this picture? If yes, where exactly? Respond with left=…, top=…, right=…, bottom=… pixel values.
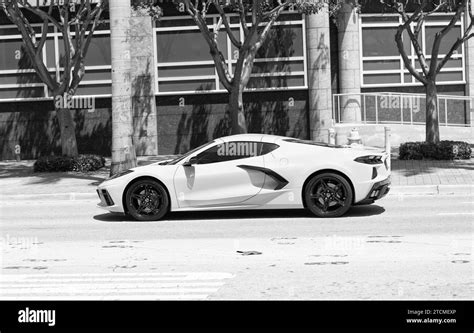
left=357, top=177, right=391, bottom=205
left=366, top=177, right=391, bottom=200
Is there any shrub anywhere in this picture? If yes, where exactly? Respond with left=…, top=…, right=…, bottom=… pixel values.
left=72, top=154, right=106, bottom=172
left=34, top=154, right=106, bottom=172
left=399, top=141, right=472, bottom=160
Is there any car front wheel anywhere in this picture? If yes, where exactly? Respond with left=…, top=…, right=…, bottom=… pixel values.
left=125, top=179, right=169, bottom=221
left=304, top=173, right=353, bottom=218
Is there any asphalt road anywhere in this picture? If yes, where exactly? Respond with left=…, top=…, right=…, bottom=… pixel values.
left=0, top=194, right=472, bottom=300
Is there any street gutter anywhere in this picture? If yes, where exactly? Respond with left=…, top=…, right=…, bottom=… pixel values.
left=1, top=185, right=472, bottom=202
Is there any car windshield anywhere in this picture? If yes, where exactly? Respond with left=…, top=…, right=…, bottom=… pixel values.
left=164, top=141, right=215, bottom=165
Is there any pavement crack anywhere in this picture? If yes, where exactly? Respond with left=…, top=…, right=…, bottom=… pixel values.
left=366, top=240, right=402, bottom=243
left=237, top=251, right=262, bottom=256
left=304, top=261, right=349, bottom=265
left=451, top=260, right=470, bottom=264
left=33, top=266, right=48, bottom=270
left=23, top=259, right=67, bottom=262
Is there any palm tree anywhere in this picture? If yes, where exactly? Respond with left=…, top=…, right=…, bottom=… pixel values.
left=109, top=0, right=137, bottom=175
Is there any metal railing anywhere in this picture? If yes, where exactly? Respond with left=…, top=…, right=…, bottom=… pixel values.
left=333, top=92, right=473, bottom=127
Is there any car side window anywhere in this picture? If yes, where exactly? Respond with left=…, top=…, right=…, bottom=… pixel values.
left=195, top=141, right=263, bottom=165
left=260, top=143, right=279, bottom=155
left=194, top=145, right=221, bottom=164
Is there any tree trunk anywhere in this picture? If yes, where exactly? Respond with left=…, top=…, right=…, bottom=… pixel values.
left=55, top=106, right=78, bottom=157
left=229, top=84, right=247, bottom=134
left=109, top=0, right=137, bottom=176
left=425, top=80, right=440, bottom=144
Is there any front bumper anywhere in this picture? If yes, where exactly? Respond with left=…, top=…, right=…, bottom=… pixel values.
left=97, top=189, right=115, bottom=206
left=96, top=185, right=124, bottom=213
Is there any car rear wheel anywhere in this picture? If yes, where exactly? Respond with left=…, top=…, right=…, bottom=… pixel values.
left=125, top=179, right=169, bottom=221
left=304, top=173, right=353, bottom=218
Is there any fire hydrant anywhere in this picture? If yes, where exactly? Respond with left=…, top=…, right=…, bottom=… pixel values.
left=347, top=128, right=362, bottom=146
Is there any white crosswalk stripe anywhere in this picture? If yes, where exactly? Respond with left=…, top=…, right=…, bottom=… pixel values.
left=0, top=272, right=234, bottom=300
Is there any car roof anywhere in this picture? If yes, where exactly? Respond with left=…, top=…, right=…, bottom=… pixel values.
left=219, top=134, right=287, bottom=143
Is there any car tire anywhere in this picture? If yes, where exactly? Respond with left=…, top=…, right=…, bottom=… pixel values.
left=125, top=179, right=169, bottom=221
left=304, top=173, right=353, bottom=218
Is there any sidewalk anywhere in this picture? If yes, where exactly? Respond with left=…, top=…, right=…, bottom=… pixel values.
left=390, top=159, right=473, bottom=195
left=0, top=155, right=472, bottom=200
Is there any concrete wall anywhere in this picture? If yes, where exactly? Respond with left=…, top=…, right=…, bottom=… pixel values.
left=334, top=123, right=474, bottom=149
left=0, top=99, right=112, bottom=160
left=156, top=91, right=309, bottom=155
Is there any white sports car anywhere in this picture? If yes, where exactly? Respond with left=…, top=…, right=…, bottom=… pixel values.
left=97, top=134, right=391, bottom=221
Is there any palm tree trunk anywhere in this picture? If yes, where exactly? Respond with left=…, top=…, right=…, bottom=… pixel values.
left=425, top=80, right=440, bottom=144
left=55, top=105, right=78, bottom=157
left=109, top=0, right=137, bottom=175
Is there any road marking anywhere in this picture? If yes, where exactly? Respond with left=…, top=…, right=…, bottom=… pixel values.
left=0, top=272, right=233, bottom=300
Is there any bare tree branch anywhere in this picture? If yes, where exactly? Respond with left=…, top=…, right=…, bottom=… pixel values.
left=255, top=5, right=286, bottom=50
left=428, top=0, right=465, bottom=75
left=236, top=0, right=249, bottom=37
left=214, top=0, right=242, bottom=48
left=3, top=4, right=56, bottom=90
left=185, top=0, right=233, bottom=89
left=395, top=18, right=428, bottom=84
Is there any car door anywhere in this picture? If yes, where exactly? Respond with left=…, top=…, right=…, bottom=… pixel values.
left=173, top=140, right=266, bottom=208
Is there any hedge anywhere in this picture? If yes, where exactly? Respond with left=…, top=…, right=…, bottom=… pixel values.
left=34, top=154, right=106, bottom=172
left=399, top=141, right=472, bottom=160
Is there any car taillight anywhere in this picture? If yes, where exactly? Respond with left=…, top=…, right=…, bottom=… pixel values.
left=354, top=155, right=383, bottom=165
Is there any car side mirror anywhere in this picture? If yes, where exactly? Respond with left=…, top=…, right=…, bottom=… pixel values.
left=183, top=156, right=198, bottom=167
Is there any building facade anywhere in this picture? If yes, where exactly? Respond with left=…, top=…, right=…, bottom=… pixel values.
left=0, top=4, right=472, bottom=159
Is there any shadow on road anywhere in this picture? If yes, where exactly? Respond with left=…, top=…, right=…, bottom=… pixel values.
left=93, top=205, right=385, bottom=223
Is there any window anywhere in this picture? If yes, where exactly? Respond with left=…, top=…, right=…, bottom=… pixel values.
left=154, top=12, right=307, bottom=94
left=260, top=143, right=280, bottom=155
left=194, top=141, right=278, bottom=164
left=362, top=27, right=399, bottom=57
left=195, top=141, right=258, bottom=164
left=0, top=21, right=112, bottom=101
left=360, top=14, right=465, bottom=87
left=157, top=30, right=212, bottom=63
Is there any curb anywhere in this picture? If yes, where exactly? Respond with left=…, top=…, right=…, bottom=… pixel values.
left=389, top=185, right=473, bottom=196
left=1, top=185, right=472, bottom=202
left=0, top=192, right=97, bottom=201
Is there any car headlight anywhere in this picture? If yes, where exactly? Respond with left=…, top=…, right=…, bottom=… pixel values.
left=354, top=155, right=383, bottom=165
left=108, top=169, right=134, bottom=180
